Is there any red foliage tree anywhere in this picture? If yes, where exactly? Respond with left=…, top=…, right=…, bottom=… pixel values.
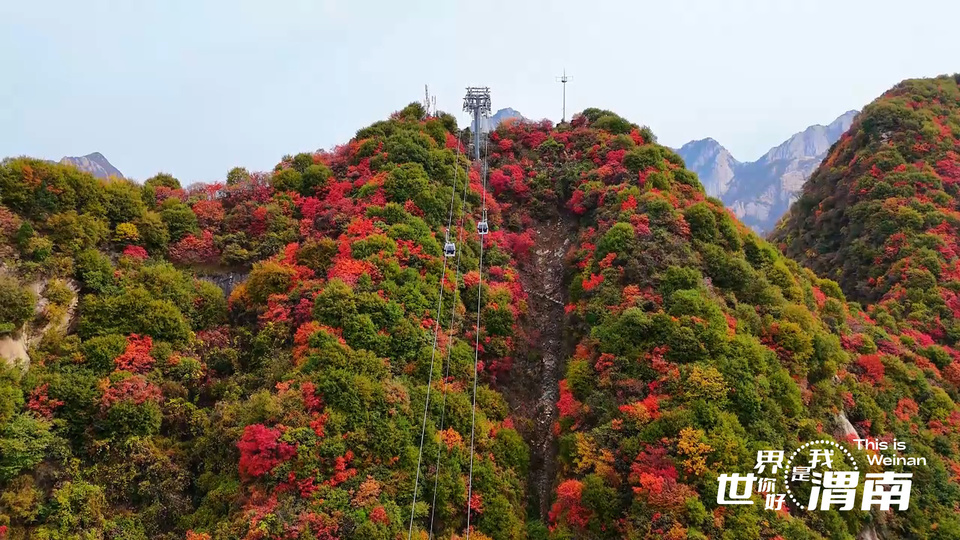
left=122, top=245, right=149, bottom=259
left=503, top=231, right=535, bottom=263
left=557, top=380, right=582, bottom=420
left=192, top=199, right=226, bottom=229
left=469, top=492, right=484, bottom=514
left=301, top=381, right=323, bottom=412
left=945, top=361, right=960, bottom=388
left=100, top=375, right=162, bottom=409
left=169, top=230, right=219, bottom=265
left=857, top=354, right=885, bottom=384
left=295, top=512, right=340, bottom=540
left=369, top=506, right=390, bottom=525
left=629, top=446, right=692, bottom=510
left=327, top=256, right=378, bottom=286
left=237, top=424, right=297, bottom=479
left=582, top=273, right=604, bottom=292
left=326, top=450, right=357, bottom=486
left=894, top=398, right=919, bottom=422
left=569, top=190, right=587, bottom=215
left=259, top=294, right=292, bottom=326
left=154, top=186, right=186, bottom=204
left=114, top=334, right=154, bottom=373
left=26, top=383, right=64, bottom=418
left=549, top=479, right=591, bottom=530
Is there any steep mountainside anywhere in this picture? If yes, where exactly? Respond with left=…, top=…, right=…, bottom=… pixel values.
left=485, top=111, right=960, bottom=539
left=679, top=111, right=857, bottom=233
left=0, top=106, right=532, bottom=539
left=1, top=104, right=959, bottom=540
left=773, top=75, right=960, bottom=346
left=59, top=152, right=124, bottom=179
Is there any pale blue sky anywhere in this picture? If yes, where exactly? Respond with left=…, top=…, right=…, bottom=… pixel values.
left=1, top=0, right=957, bottom=183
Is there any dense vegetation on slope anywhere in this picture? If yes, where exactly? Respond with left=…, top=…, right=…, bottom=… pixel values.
left=773, top=75, right=960, bottom=344
left=0, top=104, right=531, bottom=540
left=1, top=101, right=959, bottom=540
left=770, top=81, right=960, bottom=540
left=486, top=112, right=960, bottom=539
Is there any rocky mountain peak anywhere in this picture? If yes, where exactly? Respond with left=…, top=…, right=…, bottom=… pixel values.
left=59, top=152, right=123, bottom=180
left=761, top=110, right=858, bottom=163
left=677, top=138, right=740, bottom=197
left=481, top=107, right=526, bottom=132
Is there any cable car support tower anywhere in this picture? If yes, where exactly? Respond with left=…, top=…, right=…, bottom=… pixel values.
left=463, top=87, right=491, bottom=160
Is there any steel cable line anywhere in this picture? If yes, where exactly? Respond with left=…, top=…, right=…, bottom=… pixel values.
left=464, top=130, right=490, bottom=540
left=428, top=131, right=472, bottom=538
left=407, top=129, right=467, bottom=540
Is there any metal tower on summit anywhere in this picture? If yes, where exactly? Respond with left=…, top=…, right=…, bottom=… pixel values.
left=463, top=87, right=491, bottom=160
left=556, top=69, right=572, bottom=123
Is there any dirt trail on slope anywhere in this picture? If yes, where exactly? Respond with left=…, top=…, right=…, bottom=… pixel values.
left=505, top=216, right=575, bottom=521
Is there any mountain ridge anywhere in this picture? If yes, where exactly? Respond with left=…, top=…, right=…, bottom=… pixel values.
left=678, top=110, right=858, bottom=233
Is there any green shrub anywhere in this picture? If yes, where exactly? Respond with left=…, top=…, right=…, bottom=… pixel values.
left=0, top=413, right=53, bottom=481
left=74, top=249, right=114, bottom=292
left=623, top=146, right=663, bottom=173
left=271, top=168, right=302, bottom=193
left=159, top=199, right=199, bottom=242
left=81, top=334, right=128, bottom=372
left=0, top=276, right=37, bottom=334
left=44, top=279, right=74, bottom=306
left=591, top=114, right=633, bottom=135
left=245, top=261, right=296, bottom=304
left=103, top=180, right=146, bottom=225
left=684, top=203, right=718, bottom=243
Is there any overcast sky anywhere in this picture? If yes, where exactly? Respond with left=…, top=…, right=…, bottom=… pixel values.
left=2, top=0, right=957, bottom=183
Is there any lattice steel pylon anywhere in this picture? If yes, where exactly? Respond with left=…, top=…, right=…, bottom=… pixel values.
left=463, top=87, right=491, bottom=160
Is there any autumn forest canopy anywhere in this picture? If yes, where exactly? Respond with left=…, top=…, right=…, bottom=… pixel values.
left=1, top=75, right=960, bottom=540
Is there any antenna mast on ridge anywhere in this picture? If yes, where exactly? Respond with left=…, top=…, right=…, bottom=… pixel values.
left=463, top=87, right=491, bottom=160
left=556, top=69, right=571, bottom=123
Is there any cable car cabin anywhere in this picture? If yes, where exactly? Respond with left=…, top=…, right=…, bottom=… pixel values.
left=443, top=241, right=456, bottom=258
left=477, top=210, right=489, bottom=235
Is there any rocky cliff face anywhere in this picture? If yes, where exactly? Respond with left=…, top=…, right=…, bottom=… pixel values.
left=0, top=277, right=78, bottom=369
left=60, top=151, right=123, bottom=179
left=677, top=110, right=858, bottom=234
left=676, top=138, right=739, bottom=197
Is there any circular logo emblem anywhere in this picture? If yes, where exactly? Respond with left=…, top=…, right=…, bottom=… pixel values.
left=783, top=439, right=859, bottom=510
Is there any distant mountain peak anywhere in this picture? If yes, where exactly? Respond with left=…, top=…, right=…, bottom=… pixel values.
left=761, top=110, right=858, bottom=163
left=678, top=110, right=858, bottom=234
left=60, top=152, right=123, bottom=180
left=481, top=108, right=526, bottom=132
left=676, top=138, right=740, bottom=198
left=680, top=137, right=724, bottom=149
